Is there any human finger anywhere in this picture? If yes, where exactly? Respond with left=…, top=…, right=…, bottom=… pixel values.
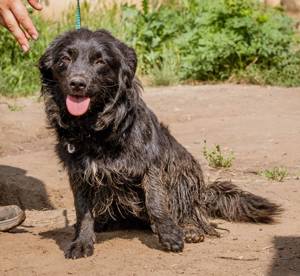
left=27, top=0, right=43, bottom=11
left=0, top=10, right=29, bottom=52
left=10, top=1, right=38, bottom=40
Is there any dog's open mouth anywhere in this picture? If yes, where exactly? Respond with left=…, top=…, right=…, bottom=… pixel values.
left=66, top=95, right=91, bottom=116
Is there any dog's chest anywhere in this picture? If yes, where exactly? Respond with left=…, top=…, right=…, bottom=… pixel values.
left=81, top=156, right=145, bottom=218
left=61, top=137, right=146, bottom=217
left=81, top=156, right=141, bottom=186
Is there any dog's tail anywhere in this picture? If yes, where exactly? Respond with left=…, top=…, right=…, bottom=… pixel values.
left=204, top=181, right=282, bottom=223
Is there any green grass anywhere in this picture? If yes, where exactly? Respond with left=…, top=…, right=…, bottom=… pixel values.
left=7, top=103, right=24, bottom=112
left=203, top=141, right=235, bottom=169
left=1, top=0, right=300, bottom=97
left=0, top=12, right=58, bottom=97
left=0, top=101, right=24, bottom=111
left=260, top=167, right=288, bottom=182
left=149, top=46, right=180, bottom=86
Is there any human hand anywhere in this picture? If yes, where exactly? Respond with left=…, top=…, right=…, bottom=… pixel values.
left=0, top=0, right=43, bottom=52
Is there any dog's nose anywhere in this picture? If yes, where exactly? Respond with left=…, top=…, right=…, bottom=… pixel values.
left=69, top=77, right=87, bottom=91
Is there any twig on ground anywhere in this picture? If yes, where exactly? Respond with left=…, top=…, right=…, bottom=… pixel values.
left=217, top=256, right=259, bottom=261
left=210, top=222, right=230, bottom=233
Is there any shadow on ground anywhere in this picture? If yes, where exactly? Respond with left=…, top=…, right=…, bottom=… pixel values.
left=40, top=222, right=162, bottom=255
left=0, top=165, right=54, bottom=210
left=268, top=236, right=300, bottom=276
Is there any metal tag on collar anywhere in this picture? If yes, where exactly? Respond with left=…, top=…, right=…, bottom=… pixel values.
left=67, top=143, right=76, bottom=154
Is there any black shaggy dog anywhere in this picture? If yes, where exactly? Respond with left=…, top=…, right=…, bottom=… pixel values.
left=39, top=29, right=281, bottom=259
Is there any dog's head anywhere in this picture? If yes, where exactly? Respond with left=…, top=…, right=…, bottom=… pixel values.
left=39, top=29, right=138, bottom=118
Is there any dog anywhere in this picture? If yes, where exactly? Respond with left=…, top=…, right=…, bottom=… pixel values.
left=39, top=29, right=281, bottom=259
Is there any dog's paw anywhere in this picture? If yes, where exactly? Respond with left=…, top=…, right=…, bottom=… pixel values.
left=158, top=225, right=184, bottom=252
left=184, top=226, right=205, bottom=243
left=65, top=239, right=94, bottom=259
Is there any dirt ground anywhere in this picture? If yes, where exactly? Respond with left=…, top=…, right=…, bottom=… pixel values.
left=0, top=84, right=299, bottom=276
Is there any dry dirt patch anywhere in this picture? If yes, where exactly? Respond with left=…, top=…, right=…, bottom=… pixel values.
left=0, top=85, right=299, bottom=276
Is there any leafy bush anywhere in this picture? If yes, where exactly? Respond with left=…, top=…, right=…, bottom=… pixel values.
left=0, top=0, right=300, bottom=96
left=203, top=141, right=235, bottom=169
left=260, top=167, right=288, bottom=182
left=122, top=0, right=300, bottom=83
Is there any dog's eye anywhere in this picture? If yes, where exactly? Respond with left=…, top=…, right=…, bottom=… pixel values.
left=61, top=56, right=71, bottom=63
left=58, top=56, right=71, bottom=68
left=94, top=58, right=104, bottom=65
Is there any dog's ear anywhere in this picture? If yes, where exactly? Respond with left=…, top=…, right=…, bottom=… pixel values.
left=39, top=46, right=54, bottom=83
left=94, top=30, right=137, bottom=89
left=39, top=32, right=66, bottom=83
left=120, top=43, right=137, bottom=79
left=118, top=43, right=137, bottom=89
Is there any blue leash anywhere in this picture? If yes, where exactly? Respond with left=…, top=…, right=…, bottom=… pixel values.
left=75, top=0, right=81, bottom=30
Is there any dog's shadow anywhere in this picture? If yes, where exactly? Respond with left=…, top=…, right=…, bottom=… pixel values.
left=40, top=223, right=162, bottom=254
left=0, top=165, right=53, bottom=210
left=267, top=236, right=300, bottom=275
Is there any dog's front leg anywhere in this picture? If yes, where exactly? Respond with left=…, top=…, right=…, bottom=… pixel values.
left=65, top=183, right=96, bottom=259
left=144, top=169, right=184, bottom=252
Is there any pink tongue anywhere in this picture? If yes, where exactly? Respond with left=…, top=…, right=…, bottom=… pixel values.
left=66, top=95, right=91, bottom=116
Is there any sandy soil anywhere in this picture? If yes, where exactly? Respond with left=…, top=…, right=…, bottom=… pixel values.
left=0, top=84, right=299, bottom=276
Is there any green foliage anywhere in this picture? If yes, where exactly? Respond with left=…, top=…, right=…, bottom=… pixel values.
left=71, top=2, right=125, bottom=38
left=203, top=141, right=234, bottom=169
left=122, top=0, right=300, bottom=84
left=0, top=0, right=300, bottom=96
left=122, top=3, right=181, bottom=74
left=149, top=46, right=180, bottom=86
left=0, top=13, right=57, bottom=96
left=7, top=103, right=24, bottom=112
left=260, top=167, right=288, bottom=182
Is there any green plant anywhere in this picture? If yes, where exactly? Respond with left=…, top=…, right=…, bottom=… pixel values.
left=149, top=46, right=180, bottom=86
left=1, top=0, right=300, bottom=96
left=8, top=103, right=23, bottom=112
left=122, top=0, right=300, bottom=86
left=178, top=0, right=300, bottom=83
left=260, top=167, right=288, bottom=182
left=203, top=141, right=234, bottom=168
left=122, top=3, right=181, bottom=74
left=0, top=12, right=57, bottom=96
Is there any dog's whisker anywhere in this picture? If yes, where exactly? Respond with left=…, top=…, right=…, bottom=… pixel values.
left=42, top=78, right=58, bottom=84
left=99, top=83, right=119, bottom=88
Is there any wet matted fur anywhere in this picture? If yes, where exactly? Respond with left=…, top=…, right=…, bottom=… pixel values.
left=39, top=29, right=281, bottom=259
